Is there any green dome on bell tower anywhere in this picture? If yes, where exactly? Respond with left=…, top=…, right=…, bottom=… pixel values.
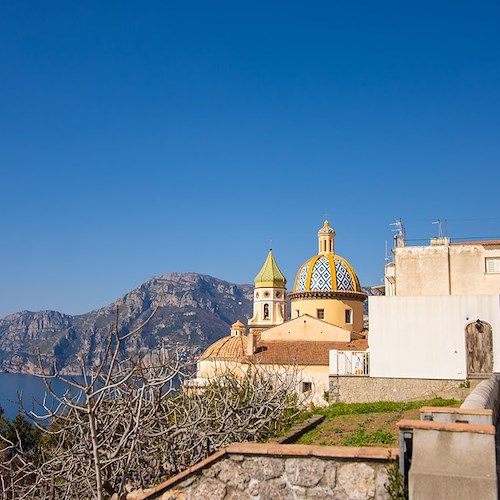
left=254, top=250, right=287, bottom=288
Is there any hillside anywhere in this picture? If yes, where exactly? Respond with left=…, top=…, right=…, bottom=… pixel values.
left=0, top=273, right=253, bottom=374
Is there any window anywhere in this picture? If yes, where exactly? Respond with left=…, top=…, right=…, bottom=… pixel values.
left=316, top=309, right=325, bottom=319
left=345, top=309, right=353, bottom=324
left=302, top=382, right=312, bottom=393
left=295, top=309, right=300, bottom=318
left=263, top=303, right=270, bottom=319
left=485, top=258, right=500, bottom=274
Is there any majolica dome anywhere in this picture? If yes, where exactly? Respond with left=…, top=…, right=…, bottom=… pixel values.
left=293, top=254, right=361, bottom=292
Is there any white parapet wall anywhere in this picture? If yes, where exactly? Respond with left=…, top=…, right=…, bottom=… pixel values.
left=461, top=373, right=500, bottom=423
left=368, top=294, right=500, bottom=380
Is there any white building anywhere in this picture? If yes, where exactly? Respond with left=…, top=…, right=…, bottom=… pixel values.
left=330, top=236, right=500, bottom=402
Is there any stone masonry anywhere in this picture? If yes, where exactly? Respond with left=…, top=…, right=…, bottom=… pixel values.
left=329, top=375, right=480, bottom=404
left=133, top=443, right=397, bottom=500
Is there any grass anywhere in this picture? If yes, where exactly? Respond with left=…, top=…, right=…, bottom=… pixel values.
left=315, top=398, right=460, bottom=417
left=294, top=398, right=461, bottom=447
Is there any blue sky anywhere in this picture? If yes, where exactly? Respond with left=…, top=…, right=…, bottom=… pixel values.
left=1, top=1, right=499, bottom=317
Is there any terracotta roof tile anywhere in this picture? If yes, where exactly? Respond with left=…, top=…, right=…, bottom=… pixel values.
left=246, top=339, right=368, bottom=366
left=451, top=239, right=500, bottom=246
left=199, top=335, right=247, bottom=360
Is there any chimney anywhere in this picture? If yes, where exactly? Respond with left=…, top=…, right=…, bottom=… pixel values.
left=247, top=332, right=257, bottom=356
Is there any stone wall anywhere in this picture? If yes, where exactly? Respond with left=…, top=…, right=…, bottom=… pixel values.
left=133, top=443, right=397, bottom=500
left=329, top=375, right=479, bottom=403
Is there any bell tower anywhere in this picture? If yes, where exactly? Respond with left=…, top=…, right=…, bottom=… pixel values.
left=248, top=249, right=287, bottom=333
left=318, top=220, right=335, bottom=254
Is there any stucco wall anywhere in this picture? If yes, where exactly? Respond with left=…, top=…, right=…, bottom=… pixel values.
left=329, top=375, right=479, bottom=403
left=197, top=359, right=248, bottom=379
left=368, top=294, right=500, bottom=379
left=257, top=363, right=330, bottom=406
left=290, top=296, right=364, bottom=332
left=392, top=243, right=500, bottom=296
left=405, top=422, right=496, bottom=500
left=135, top=443, right=397, bottom=500
left=394, top=245, right=451, bottom=296
left=260, top=315, right=352, bottom=342
left=197, top=361, right=329, bottom=406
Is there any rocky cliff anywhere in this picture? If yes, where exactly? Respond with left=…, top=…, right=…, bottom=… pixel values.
left=0, top=273, right=253, bottom=374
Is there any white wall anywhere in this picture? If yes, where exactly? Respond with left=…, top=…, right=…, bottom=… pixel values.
left=368, top=295, right=500, bottom=379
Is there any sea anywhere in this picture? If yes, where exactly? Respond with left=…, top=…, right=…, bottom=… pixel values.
left=0, top=373, right=84, bottom=420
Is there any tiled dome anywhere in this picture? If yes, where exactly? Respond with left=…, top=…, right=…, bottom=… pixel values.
left=293, top=254, right=361, bottom=293
left=199, top=335, right=247, bottom=360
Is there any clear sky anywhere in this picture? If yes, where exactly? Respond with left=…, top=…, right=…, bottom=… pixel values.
left=1, top=1, right=499, bottom=317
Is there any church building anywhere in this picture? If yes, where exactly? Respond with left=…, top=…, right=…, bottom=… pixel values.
left=192, top=220, right=367, bottom=404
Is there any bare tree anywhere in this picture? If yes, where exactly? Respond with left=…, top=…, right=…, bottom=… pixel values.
left=0, top=305, right=301, bottom=499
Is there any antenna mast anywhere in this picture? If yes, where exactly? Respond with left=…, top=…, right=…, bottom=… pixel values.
left=432, top=219, right=442, bottom=238
left=390, top=218, right=405, bottom=248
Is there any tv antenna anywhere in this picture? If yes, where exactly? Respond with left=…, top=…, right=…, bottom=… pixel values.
left=431, top=219, right=442, bottom=238
left=390, top=218, right=405, bottom=247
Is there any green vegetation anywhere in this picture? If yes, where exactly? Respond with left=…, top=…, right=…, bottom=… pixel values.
left=341, top=427, right=394, bottom=446
left=294, top=398, right=460, bottom=447
left=314, top=398, right=460, bottom=418
left=385, top=457, right=408, bottom=499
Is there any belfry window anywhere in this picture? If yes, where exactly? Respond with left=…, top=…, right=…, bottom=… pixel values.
left=263, top=303, right=270, bottom=319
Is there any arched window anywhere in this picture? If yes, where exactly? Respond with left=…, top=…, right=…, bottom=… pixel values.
left=263, top=303, right=270, bottom=319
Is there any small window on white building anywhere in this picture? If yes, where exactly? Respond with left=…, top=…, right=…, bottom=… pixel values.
left=302, top=381, right=312, bottom=393
left=345, top=309, right=353, bottom=324
left=485, top=257, right=500, bottom=274
left=317, top=309, right=325, bottom=319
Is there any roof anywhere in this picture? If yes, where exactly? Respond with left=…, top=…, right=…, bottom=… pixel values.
left=317, top=219, right=335, bottom=236
left=451, top=240, right=500, bottom=246
left=246, top=339, right=368, bottom=366
left=254, top=250, right=287, bottom=287
left=199, top=335, right=247, bottom=360
left=292, top=253, right=363, bottom=294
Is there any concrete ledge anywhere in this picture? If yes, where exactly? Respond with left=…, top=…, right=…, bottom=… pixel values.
left=397, top=418, right=495, bottom=435
left=420, top=406, right=493, bottom=425
left=420, top=406, right=492, bottom=416
left=226, top=442, right=398, bottom=460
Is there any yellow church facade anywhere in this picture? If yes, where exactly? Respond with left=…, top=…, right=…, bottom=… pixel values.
left=193, top=220, right=367, bottom=405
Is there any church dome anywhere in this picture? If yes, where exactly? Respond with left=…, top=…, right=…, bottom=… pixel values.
left=293, top=254, right=361, bottom=293
left=199, top=335, right=247, bottom=360
left=290, top=220, right=363, bottom=295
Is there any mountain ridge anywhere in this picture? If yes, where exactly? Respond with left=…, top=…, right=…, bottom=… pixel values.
left=0, top=272, right=379, bottom=375
left=0, top=272, right=254, bottom=374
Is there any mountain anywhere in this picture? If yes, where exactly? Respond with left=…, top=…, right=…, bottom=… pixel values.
left=0, top=273, right=254, bottom=375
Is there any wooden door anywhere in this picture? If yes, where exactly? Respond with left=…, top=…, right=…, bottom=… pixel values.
left=466, top=320, right=493, bottom=376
